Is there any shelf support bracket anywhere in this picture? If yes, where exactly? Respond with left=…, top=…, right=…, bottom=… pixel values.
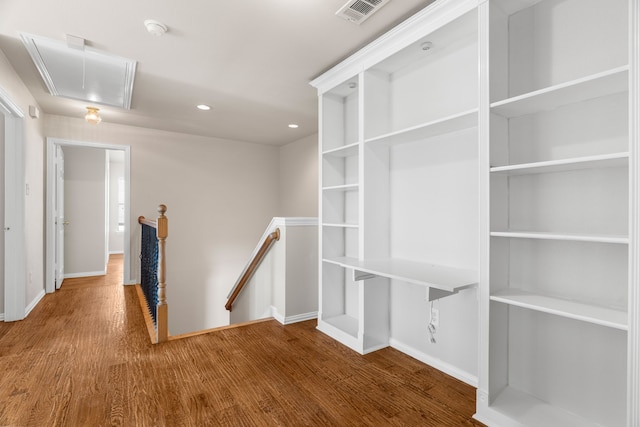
left=353, top=269, right=377, bottom=281
left=428, top=288, right=456, bottom=302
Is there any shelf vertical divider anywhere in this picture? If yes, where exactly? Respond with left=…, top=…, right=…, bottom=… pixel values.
left=629, top=0, right=640, bottom=424
left=475, top=0, right=491, bottom=415
left=360, top=69, right=392, bottom=351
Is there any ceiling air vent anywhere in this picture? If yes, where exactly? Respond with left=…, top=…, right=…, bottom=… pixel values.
left=336, top=0, right=392, bottom=25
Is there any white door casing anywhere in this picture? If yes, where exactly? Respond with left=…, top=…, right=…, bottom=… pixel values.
left=46, top=138, right=132, bottom=293
left=54, top=145, right=64, bottom=289
left=1, top=86, right=26, bottom=321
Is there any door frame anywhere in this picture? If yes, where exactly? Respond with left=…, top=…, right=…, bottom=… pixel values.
left=46, top=138, right=132, bottom=292
left=53, top=145, right=64, bottom=289
left=0, top=86, right=26, bottom=321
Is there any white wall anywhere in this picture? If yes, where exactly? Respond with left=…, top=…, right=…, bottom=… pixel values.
left=0, top=49, right=45, bottom=318
left=278, top=133, right=318, bottom=217
left=63, top=146, right=107, bottom=276
left=108, top=151, right=125, bottom=254
left=1, top=45, right=317, bottom=328
left=229, top=219, right=318, bottom=326
left=388, top=129, right=479, bottom=384
left=44, top=114, right=280, bottom=334
left=283, top=225, right=318, bottom=318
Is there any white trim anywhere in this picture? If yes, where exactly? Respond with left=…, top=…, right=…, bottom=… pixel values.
left=0, top=313, right=4, bottom=321
left=272, top=217, right=318, bottom=227
left=310, top=0, right=478, bottom=93
left=46, top=138, right=132, bottom=293
left=24, top=289, right=45, bottom=317
left=271, top=306, right=318, bottom=325
left=389, top=338, right=478, bottom=387
left=63, top=270, right=106, bottom=279
left=0, top=85, right=27, bottom=322
left=109, top=251, right=124, bottom=255
left=20, top=33, right=137, bottom=110
left=271, top=306, right=284, bottom=324
left=476, top=0, right=491, bottom=410
left=0, top=86, right=23, bottom=117
left=628, top=0, right=640, bottom=425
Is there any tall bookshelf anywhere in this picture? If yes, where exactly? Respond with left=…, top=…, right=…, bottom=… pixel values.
left=475, top=0, right=639, bottom=425
left=312, top=0, right=640, bottom=425
left=314, top=0, right=480, bottom=357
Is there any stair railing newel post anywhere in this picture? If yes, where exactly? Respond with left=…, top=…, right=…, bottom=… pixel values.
left=156, top=204, right=169, bottom=343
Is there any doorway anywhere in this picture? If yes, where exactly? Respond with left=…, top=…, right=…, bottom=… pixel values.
left=46, top=138, right=131, bottom=293
left=1, top=86, right=26, bottom=321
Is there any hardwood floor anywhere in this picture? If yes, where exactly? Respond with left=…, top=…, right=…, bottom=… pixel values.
left=0, top=255, right=485, bottom=426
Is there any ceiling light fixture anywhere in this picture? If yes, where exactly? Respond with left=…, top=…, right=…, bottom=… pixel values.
left=288, top=124, right=299, bottom=129
left=144, top=20, right=168, bottom=36
left=85, top=106, right=102, bottom=124
left=196, top=104, right=211, bottom=111
left=421, top=41, right=434, bottom=51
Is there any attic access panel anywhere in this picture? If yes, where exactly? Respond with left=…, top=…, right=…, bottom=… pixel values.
left=20, top=33, right=136, bottom=109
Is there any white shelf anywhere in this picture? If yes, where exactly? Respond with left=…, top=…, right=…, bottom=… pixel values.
left=488, top=387, right=604, bottom=427
left=365, top=109, right=478, bottom=145
left=322, top=223, right=359, bottom=229
left=321, top=314, right=359, bottom=338
left=491, top=66, right=629, bottom=118
left=490, top=152, right=629, bottom=176
left=322, top=142, right=359, bottom=157
left=324, top=256, right=477, bottom=293
left=490, top=231, right=629, bottom=245
left=491, top=289, right=627, bottom=330
left=322, top=183, right=359, bottom=192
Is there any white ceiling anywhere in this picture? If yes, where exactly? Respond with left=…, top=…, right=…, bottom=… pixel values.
left=0, top=0, right=434, bottom=145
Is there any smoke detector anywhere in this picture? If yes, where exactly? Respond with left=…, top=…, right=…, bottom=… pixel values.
left=144, top=20, right=168, bottom=36
left=336, top=0, right=392, bottom=25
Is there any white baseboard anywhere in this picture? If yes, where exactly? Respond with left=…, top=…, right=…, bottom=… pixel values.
left=25, top=289, right=46, bottom=317
left=109, top=251, right=124, bottom=255
left=389, top=338, right=478, bottom=387
left=64, top=270, right=106, bottom=279
left=271, top=307, right=318, bottom=325
left=0, top=313, right=4, bottom=321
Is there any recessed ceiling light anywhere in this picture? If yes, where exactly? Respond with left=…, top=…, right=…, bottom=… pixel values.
left=288, top=124, right=299, bottom=129
left=196, top=104, right=211, bottom=111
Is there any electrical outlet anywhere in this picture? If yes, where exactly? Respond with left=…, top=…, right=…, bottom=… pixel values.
left=431, top=307, right=439, bottom=327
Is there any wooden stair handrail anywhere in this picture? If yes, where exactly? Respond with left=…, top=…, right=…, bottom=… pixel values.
left=225, top=228, right=280, bottom=312
left=138, top=216, right=157, bottom=228
left=138, top=204, right=169, bottom=343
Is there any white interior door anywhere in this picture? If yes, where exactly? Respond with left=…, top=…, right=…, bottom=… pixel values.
left=54, top=145, right=65, bottom=289
left=1, top=88, right=26, bottom=320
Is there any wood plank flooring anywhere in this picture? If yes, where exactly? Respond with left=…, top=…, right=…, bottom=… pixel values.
left=0, top=255, right=485, bottom=426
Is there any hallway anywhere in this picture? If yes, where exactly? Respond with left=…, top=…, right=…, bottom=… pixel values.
left=0, top=255, right=483, bottom=426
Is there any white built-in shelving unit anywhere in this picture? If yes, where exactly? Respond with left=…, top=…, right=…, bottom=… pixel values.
left=475, top=0, right=640, bottom=425
left=313, top=0, right=480, bottom=358
left=312, top=0, right=640, bottom=425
